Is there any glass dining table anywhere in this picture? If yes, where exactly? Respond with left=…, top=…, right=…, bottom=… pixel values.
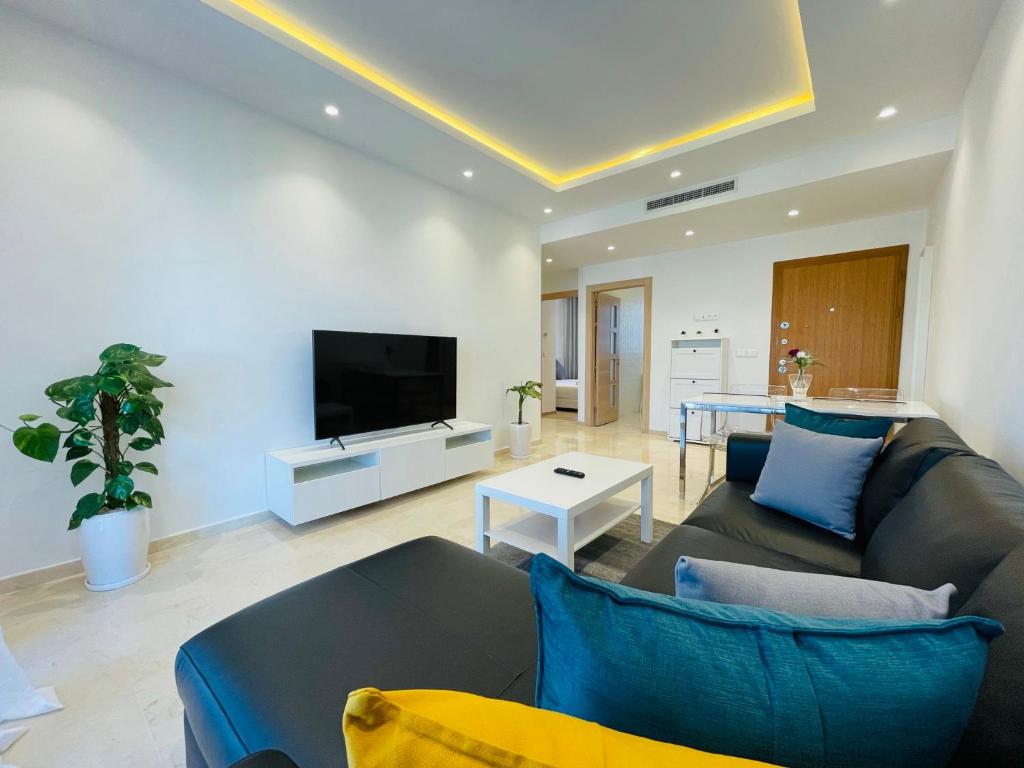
left=678, top=394, right=940, bottom=498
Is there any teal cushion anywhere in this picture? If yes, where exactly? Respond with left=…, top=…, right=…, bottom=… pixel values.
left=751, top=420, right=883, bottom=539
left=531, top=553, right=1001, bottom=768
left=785, top=402, right=893, bottom=439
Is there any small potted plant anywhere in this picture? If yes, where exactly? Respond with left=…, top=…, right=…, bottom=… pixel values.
left=4, top=344, right=171, bottom=591
left=506, top=380, right=541, bottom=459
left=786, top=348, right=821, bottom=401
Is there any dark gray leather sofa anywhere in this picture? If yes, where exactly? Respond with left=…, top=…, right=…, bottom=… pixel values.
left=177, top=419, right=1024, bottom=767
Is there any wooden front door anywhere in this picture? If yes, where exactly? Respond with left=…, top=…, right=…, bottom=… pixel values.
left=769, top=245, right=909, bottom=397
left=593, top=292, right=621, bottom=425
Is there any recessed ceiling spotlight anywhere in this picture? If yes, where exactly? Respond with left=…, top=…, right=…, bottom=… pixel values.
left=607, top=245, right=616, bottom=251
left=670, top=170, right=682, bottom=179
left=323, top=104, right=340, bottom=117
left=877, top=105, right=898, bottom=120
left=462, top=169, right=474, bottom=178
left=788, top=209, right=800, bottom=217
left=545, top=258, right=553, bottom=263
left=543, top=207, right=553, bottom=214
left=685, top=230, right=695, bottom=237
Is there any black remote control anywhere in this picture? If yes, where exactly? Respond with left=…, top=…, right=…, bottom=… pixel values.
left=554, top=467, right=585, bottom=479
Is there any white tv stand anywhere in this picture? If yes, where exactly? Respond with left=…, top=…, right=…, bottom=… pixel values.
left=265, top=420, right=493, bottom=525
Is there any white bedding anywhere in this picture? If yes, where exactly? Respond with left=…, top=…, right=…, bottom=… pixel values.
left=555, top=378, right=578, bottom=410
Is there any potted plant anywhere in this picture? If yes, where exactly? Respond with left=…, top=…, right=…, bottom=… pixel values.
left=506, top=380, right=541, bottom=459
left=3, top=344, right=172, bottom=591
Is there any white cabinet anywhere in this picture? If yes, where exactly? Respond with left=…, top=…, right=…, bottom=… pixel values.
left=668, top=337, right=728, bottom=443
left=266, top=421, right=493, bottom=525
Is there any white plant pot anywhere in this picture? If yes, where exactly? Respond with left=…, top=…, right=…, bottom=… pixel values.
left=509, top=422, right=532, bottom=459
left=80, top=506, right=151, bottom=592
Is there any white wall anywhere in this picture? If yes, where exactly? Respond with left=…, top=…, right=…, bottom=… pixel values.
left=605, top=287, right=644, bottom=416
left=0, top=10, right=540, bottom=580
left=925, top=0, right=1024, bottom=479
left=577, top=211, right=930, bottom=431
left=542, top=268, right=579, bottom=293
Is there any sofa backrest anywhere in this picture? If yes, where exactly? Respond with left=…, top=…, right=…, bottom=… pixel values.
left=862, top=455, right=1024, bottom=764
left=859, top=418, right=976, bottom=541
left=862, top=455, right=1024, bottom=611
left=950, top=545, right=1024, bottom=764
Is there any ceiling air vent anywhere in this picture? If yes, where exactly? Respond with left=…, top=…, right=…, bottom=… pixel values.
left=645, top=177, right=737, bottom=212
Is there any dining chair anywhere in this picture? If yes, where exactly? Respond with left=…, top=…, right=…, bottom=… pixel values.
left=699, top=385, right=786, bottom=499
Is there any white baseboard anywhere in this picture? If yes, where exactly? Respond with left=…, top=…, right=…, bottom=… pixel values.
left=0, top=509, right=272, bottom=594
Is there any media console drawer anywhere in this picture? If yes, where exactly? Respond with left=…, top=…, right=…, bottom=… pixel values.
left=380, top=438, right=445, bottom=499
left=292, top=462, right=380, bottom=525
left=445, top=431, right=494, bottom=480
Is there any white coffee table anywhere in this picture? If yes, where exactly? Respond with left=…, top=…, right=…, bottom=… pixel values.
left=475, top=452, right=654, bottom=569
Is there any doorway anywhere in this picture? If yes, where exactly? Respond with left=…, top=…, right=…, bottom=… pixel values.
left=541, top=290, right=579, bottom=415
left=584, top=278, right=652, bottom=432
left=769, top=245, right=908, bottom=396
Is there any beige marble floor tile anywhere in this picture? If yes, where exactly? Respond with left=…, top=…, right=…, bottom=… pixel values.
left=0, top=415, right=711, bottom=767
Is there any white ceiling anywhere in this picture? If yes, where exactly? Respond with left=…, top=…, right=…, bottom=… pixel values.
left=206, top=0, right=812, bottom=175
left=1, top=0, right=1000, bottom=225
left=541, top=152, right=949, bottom=270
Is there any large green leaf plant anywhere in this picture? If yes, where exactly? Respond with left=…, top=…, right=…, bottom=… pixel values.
left=3, top=344, right=172, bottom=530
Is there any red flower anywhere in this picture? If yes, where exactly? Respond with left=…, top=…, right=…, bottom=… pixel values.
left=788, top=348, right=800, bottom=357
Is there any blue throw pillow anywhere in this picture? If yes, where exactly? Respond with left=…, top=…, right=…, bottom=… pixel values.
left=785, top=402, right=893, bottom=439
left=531, top=553, right=1001, bottom=768
left=675, top=556, right=956, bottom=619
left=751, top=420, right=883, bottom=539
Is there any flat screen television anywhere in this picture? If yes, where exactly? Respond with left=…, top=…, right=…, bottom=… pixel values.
left=312, top=330, right=457, bottom=440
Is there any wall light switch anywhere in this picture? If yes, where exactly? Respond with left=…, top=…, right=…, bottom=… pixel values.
left=735, top=349, right=759, bottom=358
left=693, top=312, right=720, bottom=322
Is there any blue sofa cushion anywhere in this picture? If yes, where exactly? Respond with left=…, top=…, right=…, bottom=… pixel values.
left=751, top=421, right=883, bottom=540
left=785, top=403, right=893, bottom=439
left=531, top=553, right=1001, bottom=768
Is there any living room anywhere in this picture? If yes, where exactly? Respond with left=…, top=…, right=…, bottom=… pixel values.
left=1, top=1, right=1022, bottom=766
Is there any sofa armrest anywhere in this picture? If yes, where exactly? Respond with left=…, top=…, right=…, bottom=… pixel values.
left=725, top=433, right=772, bottom=484
left=228, top=752, right=300, bottom=768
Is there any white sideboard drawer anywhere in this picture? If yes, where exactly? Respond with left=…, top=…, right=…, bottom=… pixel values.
left=669, top=378, right=721, bottom=407
left=671, top=347, right=722, bottom=379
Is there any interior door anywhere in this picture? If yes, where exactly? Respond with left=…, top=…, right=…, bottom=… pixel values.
left=769, top=245, right=909, bottom=396
left=593, top=292, right=621, bottom=425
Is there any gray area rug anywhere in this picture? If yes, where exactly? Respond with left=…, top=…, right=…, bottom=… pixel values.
left=489, top=513, right=676, bottom=583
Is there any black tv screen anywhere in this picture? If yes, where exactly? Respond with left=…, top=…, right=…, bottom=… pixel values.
left=312, top=330, right=456, bottom=440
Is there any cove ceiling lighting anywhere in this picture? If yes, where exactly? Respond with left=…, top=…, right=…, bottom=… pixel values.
left=202, top=0, right=815, bottom=190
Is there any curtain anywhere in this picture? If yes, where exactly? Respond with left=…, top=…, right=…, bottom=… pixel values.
left=555, top=297, right=578, bottom=379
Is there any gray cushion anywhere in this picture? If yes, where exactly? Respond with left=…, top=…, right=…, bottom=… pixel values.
left=751, top=421, right=883, bottom=540
left=675, top=556, right=955, bottom=619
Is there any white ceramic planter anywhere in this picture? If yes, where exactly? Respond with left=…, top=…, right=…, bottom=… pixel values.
left=509, top=422, right=532, bottom=459
left=80, top=506, right=151, bottom=592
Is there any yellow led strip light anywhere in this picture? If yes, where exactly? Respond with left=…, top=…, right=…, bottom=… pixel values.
left=205, top=0, right=814, bottom=188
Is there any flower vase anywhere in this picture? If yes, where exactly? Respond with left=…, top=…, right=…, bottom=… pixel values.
left=788, top=371, right=812, bottom=401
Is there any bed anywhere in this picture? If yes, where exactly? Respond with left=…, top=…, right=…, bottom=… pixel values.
left=555, top=378, right=579, bottom=410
